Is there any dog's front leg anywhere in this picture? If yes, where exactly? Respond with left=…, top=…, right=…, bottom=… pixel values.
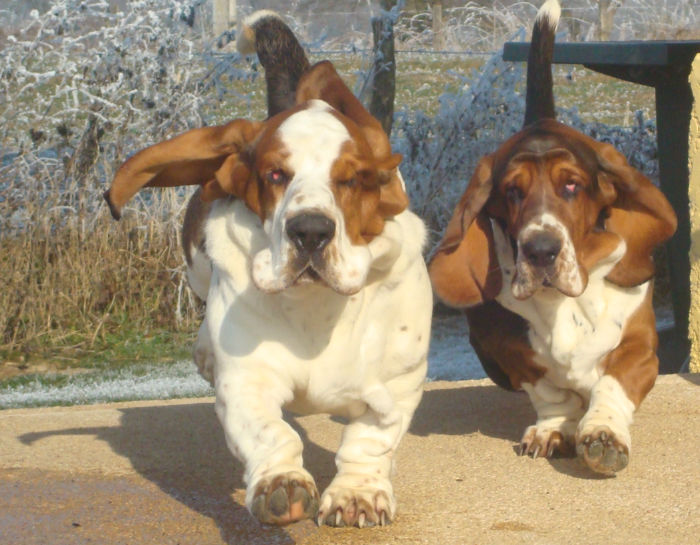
left=318, top=389, right=420, bottom=528
left=576, top=349, right=657, bottom=475
left=576, top=300, right=658, bottom=475
left=192, top=318, right=215, bottom=386
left=576, top=374, right=636, bottom=475
left=520, top=379, right=586, bottom=458
left=215, top=369, right=319, bottom=525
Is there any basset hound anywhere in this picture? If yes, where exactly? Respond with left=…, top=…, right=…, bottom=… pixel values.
left=104, top=12, right=432, bottom=527
left=429, top=0, right=676, bottom=475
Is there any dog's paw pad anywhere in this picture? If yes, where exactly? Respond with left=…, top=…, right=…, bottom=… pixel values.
left=519, top=426, right=575, bottom=458
left=576, top=426, right=629, bottom=475
left=318, top=487, right=393, bottom=528
left=251, top=473, right=319, bottom=525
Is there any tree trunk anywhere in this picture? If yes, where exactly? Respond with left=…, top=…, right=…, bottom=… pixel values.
left=212, top=0, right=228, bottom=37
left=596, top=0, right=621, bottom=41
left=369, top=0, right=398, bottom=136
left=228, top=0, right=237, bottom=27
left=561, top=6, right=583, bottom=42
left=432, top=1, right=445, bottom=51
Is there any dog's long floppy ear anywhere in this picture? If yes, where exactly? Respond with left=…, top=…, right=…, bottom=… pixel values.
left=594, top=142, right=677, bottom=286
left=428, top=156, right=502, bottom=307
left=296, top=60, right=408, bottom=217
left=104, top=119, right=262, bottom=220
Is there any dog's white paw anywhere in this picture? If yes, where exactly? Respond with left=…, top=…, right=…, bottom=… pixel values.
left=249, top=471, right=319, bottom=526
left=317, top=475, right=395, bottom=528
left=576, top=425, right=629, bottom=474
left=519, top=423, right=576, bottom=458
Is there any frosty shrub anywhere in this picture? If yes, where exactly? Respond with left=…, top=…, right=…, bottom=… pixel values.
left=396, top=2, right=538, bottom=51
left=1, top=0, right=260, bottom=234
left=0, top=0, right=258, bottom=357
left=393, top=44, right=658, bottom=252
left=392, top=46, right=526, bottom=245
left=0, top=0, right=662, bottom=361
left=396, top=1, right=698, bottom=49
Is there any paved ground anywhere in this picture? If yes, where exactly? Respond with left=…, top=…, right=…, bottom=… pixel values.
left=1, top=374, right=699, bottom=545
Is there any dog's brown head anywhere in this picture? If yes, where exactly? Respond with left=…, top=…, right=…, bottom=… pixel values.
left=104, top=61, right=405, bottom=234
left=104, top=61, right=406, bottom=295
left=430, top=0, right=676, bottom=307
left=429, top=118, right=677, bottom=306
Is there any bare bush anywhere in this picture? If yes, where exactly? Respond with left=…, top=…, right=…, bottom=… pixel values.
left=0, top=0, right=667, bottom=362
left=616, top=0, right=700, bottom=40
left=396, top=0, right=699, bottom=48
left=0, top=0, right=244, bottom=358
left=396, top=2, right=539, bottom=51
left=393, top=43, right=658, bottom=250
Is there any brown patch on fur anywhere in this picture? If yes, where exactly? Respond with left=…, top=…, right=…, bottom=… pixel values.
left=295, top=60, right=407, bottom=237
left=466, top=301, right=546, bottom=391
left=429, top=213, right=501, bottom=307
left=602, top=285, right=658, bottom=408
left=328, top=139, right=402, bottom=245
left=105, top=119, right=263, bottom=218
left=429, top=158, right=501, bottom=307
left=594, top=142, right=677, bottom=286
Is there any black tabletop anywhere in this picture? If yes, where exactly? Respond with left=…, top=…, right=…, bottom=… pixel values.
left=503, top=40, right=700, bottom=67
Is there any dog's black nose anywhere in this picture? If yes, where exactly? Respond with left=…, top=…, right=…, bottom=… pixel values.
left=522, top=234, right=561, bottom=267
left=286, top=213, right=336, bottom=255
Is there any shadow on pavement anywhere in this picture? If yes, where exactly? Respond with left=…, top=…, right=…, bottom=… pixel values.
left=410, top=383, right=533, bottom=440
left=19, top=402, right=337, bottom=544
left=411, top=383, right=612, bottom=480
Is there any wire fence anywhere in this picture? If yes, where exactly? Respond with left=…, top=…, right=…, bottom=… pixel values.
left=0, top=0, right=676, bottom=358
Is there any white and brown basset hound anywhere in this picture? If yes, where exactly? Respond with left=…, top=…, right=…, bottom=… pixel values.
left=105, top=12, right=432, bottom=527
left=429, top=0, right=676, bottom=475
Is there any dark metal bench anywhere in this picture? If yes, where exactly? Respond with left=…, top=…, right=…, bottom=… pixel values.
left=503, top=40, right=700, bottom=373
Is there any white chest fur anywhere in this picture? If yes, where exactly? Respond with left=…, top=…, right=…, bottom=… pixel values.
left=203, top=199, right=432, bottom=418
left=491, top=222, right=648, bottom=393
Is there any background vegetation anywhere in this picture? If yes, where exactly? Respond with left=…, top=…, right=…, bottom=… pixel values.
left=0, top=0, right=696, bottom=378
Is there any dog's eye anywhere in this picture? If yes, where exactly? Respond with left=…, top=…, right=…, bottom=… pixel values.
left=266, top=169, right=289, bottom=185
left=337, top=177, right=357, bottom=188
left=562, top=181, right=581, bottom=199
left=506, top=186, right=523, bottom=203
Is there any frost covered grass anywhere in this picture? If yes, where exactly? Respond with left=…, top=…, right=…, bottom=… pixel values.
left=0, top=304, right=679, bottom=409
left=0, top=359, right=214, bottom=409
left=0, top=0, right=677, bottom=381
left=0, top=313, right=484, bottom=409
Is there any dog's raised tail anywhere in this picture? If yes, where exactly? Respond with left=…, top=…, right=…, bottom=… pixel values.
left=237, top=11, right=310, bottom=117
left=524, top=0, right=561, bottom=127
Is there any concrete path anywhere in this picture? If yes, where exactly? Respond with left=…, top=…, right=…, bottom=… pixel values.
left=1, top=375, right=699, bottom=545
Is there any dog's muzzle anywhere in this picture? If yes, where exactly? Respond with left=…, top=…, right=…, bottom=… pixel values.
left=521, top=232, right=561, bottom=268
left=285, top=213, right=336, bottom=257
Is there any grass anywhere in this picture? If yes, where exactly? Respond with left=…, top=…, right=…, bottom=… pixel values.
left=0, top=48, right=661, bottom=387
left=0, top=358, right=213, bottom=409
left=551, top=65, right=655, bottom=124
left=0, top=205, right=202, bottom=381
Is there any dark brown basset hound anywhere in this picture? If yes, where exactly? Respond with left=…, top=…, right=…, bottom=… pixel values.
left=429, top=0, right=676, bottom=475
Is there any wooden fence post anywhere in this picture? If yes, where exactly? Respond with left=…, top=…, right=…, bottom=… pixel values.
left=688, top=54, right=700, bottom=373
left=369, top=0, right=398, bottom=136
left=595, top=0, right=620, bottom=41
left=212, top=0, right=236, bottom=38
left=432, top=1, right=445, bottom=51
